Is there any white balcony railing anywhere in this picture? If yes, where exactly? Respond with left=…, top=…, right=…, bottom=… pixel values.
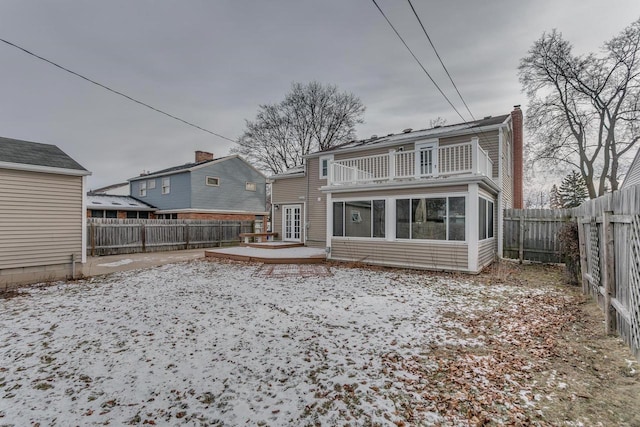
left=329, top=138, right=494, bottom=186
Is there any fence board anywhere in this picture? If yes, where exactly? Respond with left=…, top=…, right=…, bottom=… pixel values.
left=503, top=208, right=573, bottom=263
left=574, top=184, right=640, bottom=360
left=86, top=219, right=254, bottom=256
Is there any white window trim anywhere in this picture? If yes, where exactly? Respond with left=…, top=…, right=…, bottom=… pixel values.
left=332, top=193, right=467, bottom=243
left=245, top=181, right=257, bottom=191
left=206, top=176, right=220, bottom=186
left=479, top=196, right=495, bottom=241
left=319, top=155, right=334, bottom=180
left=332, top=199, right=387, bottom=239
left=147, top=179, right=156, bottom=189
left=161, top=177, right=171, bottom=194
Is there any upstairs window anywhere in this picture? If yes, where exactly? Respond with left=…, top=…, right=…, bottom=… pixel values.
left=147, top=179, right=156, bottom=189
left=206, top=176, right=220, bottom=186
left=139, top=181, right=147, bottom=197
left=245, top=182, right=257, bottom=191
left=162, top=177, right=171, bottom=194
left=320, top=155, right=333, bottom=179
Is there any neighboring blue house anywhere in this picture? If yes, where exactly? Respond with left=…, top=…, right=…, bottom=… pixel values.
left=128, top=151, right=268, bottom=221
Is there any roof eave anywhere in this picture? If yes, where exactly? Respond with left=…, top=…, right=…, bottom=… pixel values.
left=0, top=161, right=91, bottom=176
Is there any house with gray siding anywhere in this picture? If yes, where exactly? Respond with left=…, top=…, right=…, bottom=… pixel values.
left=270, top=106, right=524, bottom=273
left=128, top=151, right=268, bottom=221
left=622, top=147, right=640, bottom=189
left=0, top=136, right=90, bottom=289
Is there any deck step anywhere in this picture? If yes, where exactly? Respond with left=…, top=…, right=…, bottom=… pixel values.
left=239, top=242, right=304, bottom=249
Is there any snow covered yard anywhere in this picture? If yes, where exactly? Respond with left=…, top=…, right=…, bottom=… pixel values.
left=0, top=260, right=636, bottom=426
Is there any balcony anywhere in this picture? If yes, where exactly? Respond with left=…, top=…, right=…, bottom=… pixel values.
left=328, top=139, right=494, bottom=186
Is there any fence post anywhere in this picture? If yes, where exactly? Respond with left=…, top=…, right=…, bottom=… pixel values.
left=185, top=223, right=189, bottom=249
left=141, top=223, right=146, bottom=253
left=90, top=222, right=95, bottom=257
left=577, top=217, right=589, bottom=295
left=518, top=212, right=525, bottom=264
left=602, top=210, right=617, bottom=335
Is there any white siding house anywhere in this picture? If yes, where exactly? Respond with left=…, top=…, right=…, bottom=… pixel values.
left=0, top=137, right=90, bottom=290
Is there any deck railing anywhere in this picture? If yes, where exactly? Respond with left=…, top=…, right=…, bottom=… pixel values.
left=329, top=138, right=494, bottom=186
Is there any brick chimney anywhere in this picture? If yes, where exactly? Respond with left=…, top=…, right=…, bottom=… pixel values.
left=511, top=105, right=524, bottom=209
left=195, top=151, right=214, bottom=163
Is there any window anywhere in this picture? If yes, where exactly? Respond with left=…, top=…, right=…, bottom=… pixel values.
left=245, top=181, right=257, bottom=192
left=319, top=155, right=333, bottom=179
left=206, top=176, right=220, bottom=186
left=139, top=181, right=147, bottom=197
left=139, top=211, right=149, bottom=219
left=147, top=179, right=156, bottom=189
left=397, top=196, right=465, bottom=241
left=126, top=211, right=137, bottom=219
left=479, top=197, right=495, bottom=240
left=105, top=210, right=117, bottom=218
left=161, top=177, right=170, bottom=194
left=90, top=210, right=104, bottom=218
left=333, top=200, right=385, bottom=238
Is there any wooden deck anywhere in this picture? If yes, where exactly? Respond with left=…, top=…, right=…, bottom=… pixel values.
left=205, top=242, right=326, bottom=264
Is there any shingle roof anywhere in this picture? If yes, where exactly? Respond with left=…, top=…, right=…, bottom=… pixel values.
left=129, top=155, right=233, bottom=181
left=316, top=114, right=510, bottom=154
left=87, top=195, right=156, bottom=211
left=0, top=136, right=88, bottom=171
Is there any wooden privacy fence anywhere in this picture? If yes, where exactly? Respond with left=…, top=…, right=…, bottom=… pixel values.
left=503, top=208, right=573, bottom=263
left=574, top=185, right=640, bottom=359
left=87, top=218, right=254, bottom=256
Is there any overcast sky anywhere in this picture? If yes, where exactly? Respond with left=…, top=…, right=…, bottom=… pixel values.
left=2, top=1, right=639, bottom=190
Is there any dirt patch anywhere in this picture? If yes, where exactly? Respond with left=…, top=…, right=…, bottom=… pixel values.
left=468, top=262, right=640, bottom=425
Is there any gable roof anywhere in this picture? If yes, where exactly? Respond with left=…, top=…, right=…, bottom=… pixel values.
left=128, top=154, right=266, bottom=181
left=308, top=113, right=510, bottom=157
left=0, top=136, right=89, bottom=174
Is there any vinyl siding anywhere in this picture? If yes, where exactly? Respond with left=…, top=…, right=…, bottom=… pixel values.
left=131, top=172, right=191, bottom=209
left=501, top=126, right=514, bottom=209
left=271, top=176, right=306, bottom=240
left=306, top=158, right=327, bottom=248
left=0, top=168, right=83, bottom=269
left=190, top=158, right=266, bottom=212
left=478, top=238, right=496, bottom=269
left=330, top=239, right=468, bottom=271
left=622, top=152, right=640, bottom=188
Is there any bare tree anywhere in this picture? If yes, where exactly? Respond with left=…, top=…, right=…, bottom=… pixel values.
left=519, top=18, right=640, bottom=198
left=232, top=82, right=365, bottom=174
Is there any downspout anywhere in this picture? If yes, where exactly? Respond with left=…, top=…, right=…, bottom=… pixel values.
left=497, top=127, right=504, bottom=258
left=305, top=161, right=309, bottom=245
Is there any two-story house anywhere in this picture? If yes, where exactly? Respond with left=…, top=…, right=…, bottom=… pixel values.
left=270, top=106, right=524, bottom=273
left=128, top=151, right=268, bottom=222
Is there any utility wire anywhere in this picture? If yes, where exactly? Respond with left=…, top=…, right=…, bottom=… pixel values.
left=406, top=0, right=476, bottom=121
left=370, top=0, right=469, bottom=124
left=0, top=38, right=237, bottom=143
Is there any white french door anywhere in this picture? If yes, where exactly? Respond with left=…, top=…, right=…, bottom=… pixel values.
left=416, top=142, right=438, bottom=177
left=282, top=205, right=302, bottom=242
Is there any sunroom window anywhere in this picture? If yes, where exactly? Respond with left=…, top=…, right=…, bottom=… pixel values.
left=333, top=200, right=385, bottom=237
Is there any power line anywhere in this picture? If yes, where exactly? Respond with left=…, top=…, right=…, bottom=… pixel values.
left=370, top=0, right=469, bottom=124
left=406, top=0, right=476, bottom=121
left=0, top=38, right=237, bottom=143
